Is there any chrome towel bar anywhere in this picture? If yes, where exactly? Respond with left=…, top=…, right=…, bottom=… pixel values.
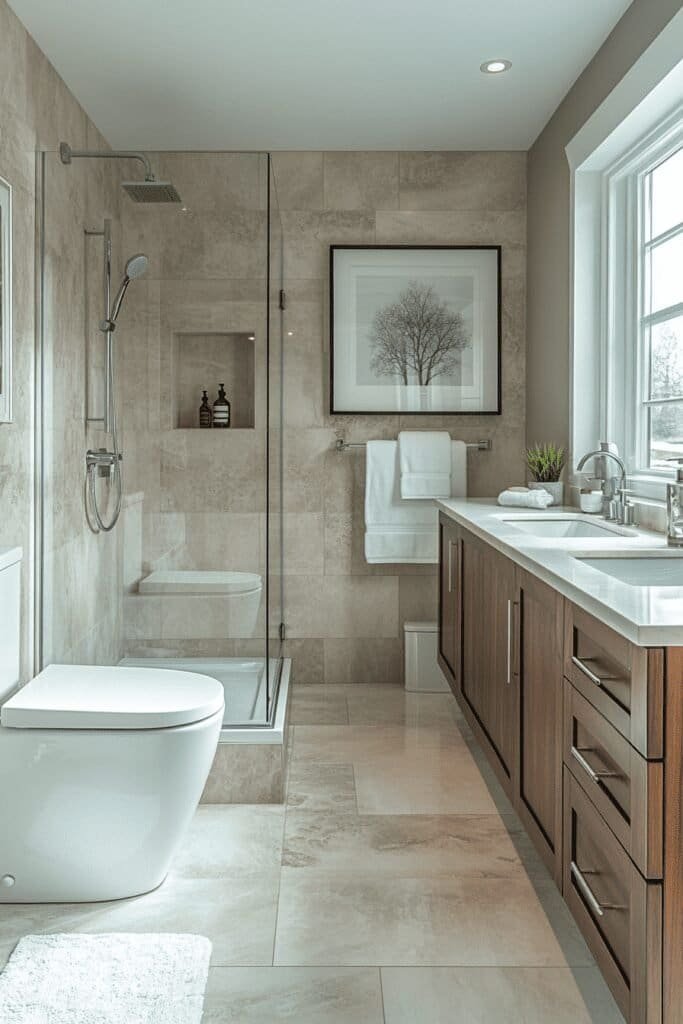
left=334, top=438, right=492, bottom=453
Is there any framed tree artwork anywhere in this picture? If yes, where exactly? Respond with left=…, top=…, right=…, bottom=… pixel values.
left=330, top=245, right=501, bottom=415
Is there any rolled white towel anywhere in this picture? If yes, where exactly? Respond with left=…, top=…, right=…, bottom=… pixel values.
left=498, top=487, right=553, bottom=509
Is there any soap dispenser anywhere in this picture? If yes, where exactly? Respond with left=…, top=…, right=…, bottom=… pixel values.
left=199, top=390, right=212, bottom=429
left=666, top=464, right=683, bottom=547
left=213, top=384, right=231, bottom=428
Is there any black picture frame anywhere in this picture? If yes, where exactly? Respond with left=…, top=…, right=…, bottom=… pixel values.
left=329, top=244, right=502, bottom=416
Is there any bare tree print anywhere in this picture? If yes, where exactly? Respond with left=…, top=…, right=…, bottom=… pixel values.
left=369, top=282, right=470, bottom=386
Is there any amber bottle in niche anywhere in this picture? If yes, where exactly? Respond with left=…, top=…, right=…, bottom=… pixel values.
left=213, top=384, right=231, bottom=428
left=199, top=390, right=212, bottom=428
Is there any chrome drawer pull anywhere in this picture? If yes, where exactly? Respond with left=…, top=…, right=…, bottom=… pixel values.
left=570, top=746, right=621, bottom=784
left=506, top=599, right=512, bottom=686
left=571, top=862, right=626, bottom=917
left=571, top=655, right=603, bottom=687
left=447, top=541, right=453, bottom=594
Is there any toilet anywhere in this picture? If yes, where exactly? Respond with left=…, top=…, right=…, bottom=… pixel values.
left=0, top=548, right=224, bottom=903
left=139, top=569, right=263, bottom=637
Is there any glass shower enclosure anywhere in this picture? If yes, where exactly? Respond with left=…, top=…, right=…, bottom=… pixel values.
left=37, top=147, right=285, bottom=728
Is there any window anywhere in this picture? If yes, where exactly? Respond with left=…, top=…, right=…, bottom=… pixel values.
left=600, top=110, right=683, bottom=495
left=638, top=146, right=683, bottom=470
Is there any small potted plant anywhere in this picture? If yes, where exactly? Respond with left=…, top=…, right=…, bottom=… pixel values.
left=526, top=443, right=566, bottom=506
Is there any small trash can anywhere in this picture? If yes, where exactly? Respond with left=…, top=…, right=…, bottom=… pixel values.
left=404, top=621, right=450, bottom=692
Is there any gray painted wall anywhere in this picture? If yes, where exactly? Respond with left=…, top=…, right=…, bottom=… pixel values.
left=526, top=0, right=682, bottom=451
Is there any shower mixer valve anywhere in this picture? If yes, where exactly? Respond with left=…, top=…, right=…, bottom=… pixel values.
left=86, top=448, right=123, bottom=479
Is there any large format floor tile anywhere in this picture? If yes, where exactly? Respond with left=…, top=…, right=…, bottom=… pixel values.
left=353, top=747, right=499, bottom=814
left=203, top=966, right=384, bottom=1023
left=291, top=723, right=463, bottom=763
left=283, top=812, right=521, bottom=876
left=0, top=682, right=624, bottom=1023
left=76, top=875, right=280, bottom=966
left=170, top=805, right=285, bottom=878
left=381, top=966, right=623, bottom=1023
left=286, top=762, right=357, bottom=812
left=0, top=874, right=280, bottom=969
left=274, top=870, right=593, bottom=967
left=289, top=688, right=350, bottom=725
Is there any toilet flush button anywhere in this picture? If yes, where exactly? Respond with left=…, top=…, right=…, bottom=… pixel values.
left=1, top=875, right=15, bottom=888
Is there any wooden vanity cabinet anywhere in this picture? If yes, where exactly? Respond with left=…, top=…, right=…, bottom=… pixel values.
left=459, top=529, right=517, bottom=797
left=516, top=569, right=563, bottom=883
left=437, top=514, right=460, bottom=694
left=436, top=514, right=683, bottom=1024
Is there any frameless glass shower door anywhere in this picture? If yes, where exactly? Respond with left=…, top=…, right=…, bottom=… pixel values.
left=37, top=148, right=284, bottom=727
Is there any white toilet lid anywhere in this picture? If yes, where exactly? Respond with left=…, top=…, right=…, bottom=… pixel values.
left=0, top=665, right=225, bottom=730
left=139, top=570, right=262, bottom=596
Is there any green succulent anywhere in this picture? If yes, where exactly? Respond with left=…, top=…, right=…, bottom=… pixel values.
left=525, top=442, right=566, bottom=483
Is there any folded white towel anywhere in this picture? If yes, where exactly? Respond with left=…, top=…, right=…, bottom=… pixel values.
left=365, top=441, right=438, bottom=563
left=497, top=488, right=553, bottom=509
left=399, top=431, right=452, bottom=499
left=449, top=440, right=467, bottom=499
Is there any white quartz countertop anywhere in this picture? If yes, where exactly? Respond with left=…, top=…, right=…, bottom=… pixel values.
left=436, top=499, right=683, bottom=646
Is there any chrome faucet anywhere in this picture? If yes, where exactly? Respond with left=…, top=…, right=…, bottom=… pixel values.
left=576, top=444, right=633, bottom=524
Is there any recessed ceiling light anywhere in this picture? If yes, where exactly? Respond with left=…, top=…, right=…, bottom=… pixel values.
left=480, top=59, right=512, bottom=74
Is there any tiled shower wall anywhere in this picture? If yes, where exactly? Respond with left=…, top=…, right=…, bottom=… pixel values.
left=121, top=150, right=526, bottom=683
left=119, top=153, right=271, bottom=654
left=0, top=0, right=125, bottom=677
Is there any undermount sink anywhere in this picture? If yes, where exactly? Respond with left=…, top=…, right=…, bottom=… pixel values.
left=577, top=551, right=683, bottom=586
left=502, top=517, right=628, bottom=539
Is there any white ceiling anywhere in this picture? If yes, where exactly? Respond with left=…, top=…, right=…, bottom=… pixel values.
left=9, top=0, right=633, bottom=151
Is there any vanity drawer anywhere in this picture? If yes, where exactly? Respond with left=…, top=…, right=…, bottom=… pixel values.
left=563, top=681, right=663, bottom=878
left=564, top=603, right=663, bottom=758
left=563, top=769, right=662, bottom=1024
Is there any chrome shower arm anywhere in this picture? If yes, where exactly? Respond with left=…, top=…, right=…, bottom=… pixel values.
left=59, top=143, right=154, bottom=181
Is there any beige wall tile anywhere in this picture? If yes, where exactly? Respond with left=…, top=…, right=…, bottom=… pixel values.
left=324, top=152, right=399, bottom=211
left=282, top=514, right=325, bottom=575
left=283, top=639, right=325, bottom=684
left=286, top=576, right=399, bottom=639
left=271, top=152, right=324, bottom=210
left=202, top=743, right=285, bottom=803
left=375, top=209, right=526, bottom=246
left=399, top=152, right=526, bottom=211
left=324, top=638, right=403, bottom=684
left=281, top=211, right=375, bottom=278
left=399, top=574, right=438, bottom=624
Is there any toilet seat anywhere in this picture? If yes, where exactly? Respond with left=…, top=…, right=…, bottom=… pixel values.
left=0, top=664, right=224, bottom=730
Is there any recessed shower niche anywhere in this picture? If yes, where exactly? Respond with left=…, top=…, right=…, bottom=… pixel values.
left=173, top=332, right=256, bottom=429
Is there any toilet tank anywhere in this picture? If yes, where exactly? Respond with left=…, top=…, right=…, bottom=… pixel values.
left=0, top=548, right=22, bottom=704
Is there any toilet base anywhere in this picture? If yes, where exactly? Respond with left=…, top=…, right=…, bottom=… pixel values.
left=0, top=711, right=221, bottom=903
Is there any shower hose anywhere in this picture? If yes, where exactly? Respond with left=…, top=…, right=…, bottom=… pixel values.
left=84, top=351, right=123, bottom=533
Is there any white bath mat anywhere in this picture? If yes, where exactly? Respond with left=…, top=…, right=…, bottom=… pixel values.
left=0, top=933, right=212, bottom=1024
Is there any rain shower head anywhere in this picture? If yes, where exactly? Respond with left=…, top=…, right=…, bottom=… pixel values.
left=59, top=142, right=182, bottom=203
left=121, top=180, right=182, bottom=204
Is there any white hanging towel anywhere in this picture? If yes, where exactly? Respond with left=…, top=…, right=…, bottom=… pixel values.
left=399, top=431, right=452, bottom=499
left=365, top=441, right=438, bottom=563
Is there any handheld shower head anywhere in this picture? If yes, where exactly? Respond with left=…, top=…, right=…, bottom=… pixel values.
left=125, top=253, right=149, bottom=279
left=100, top=253, right=149, bottom=332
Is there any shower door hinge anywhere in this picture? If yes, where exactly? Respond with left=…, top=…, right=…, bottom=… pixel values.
left=279, top=289, right=286, bottom=311
left=279, top=622, right=286, bottom=642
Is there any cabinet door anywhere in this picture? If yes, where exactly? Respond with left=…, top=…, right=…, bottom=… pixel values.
left=461, top=531, right=516, bottom=785
left=438, top=515, right=460, bottom=692
left=517, top=569, right=564, bottom=881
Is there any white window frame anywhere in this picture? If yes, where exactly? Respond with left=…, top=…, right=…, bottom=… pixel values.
left=601, top=108, right=683, bottom=501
